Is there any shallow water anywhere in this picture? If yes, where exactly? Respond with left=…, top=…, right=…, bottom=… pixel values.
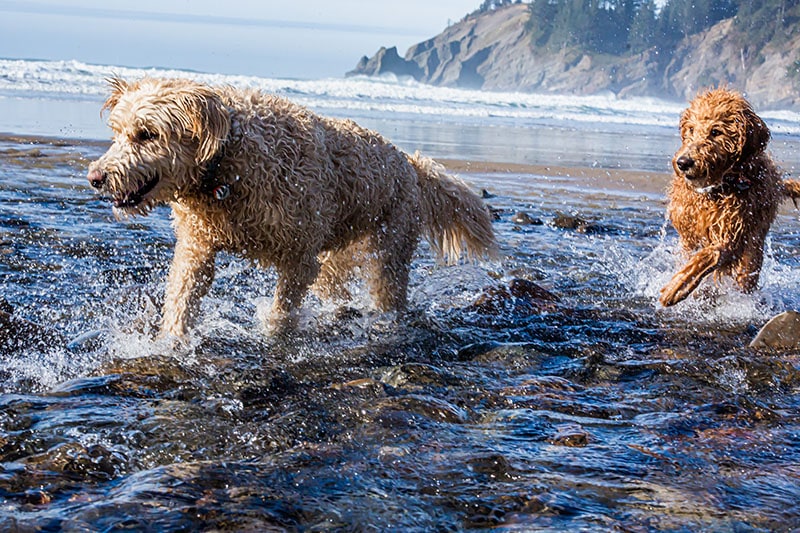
left=2, top=136, right=800, bottom=531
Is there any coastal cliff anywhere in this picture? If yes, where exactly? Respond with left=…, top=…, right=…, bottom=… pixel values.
left=347, top=3, right=800, bottom=109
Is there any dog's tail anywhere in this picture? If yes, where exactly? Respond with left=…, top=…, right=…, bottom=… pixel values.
left=408, top=152, right=498, bottom=264
left=783, top=179, right=800, bottom=205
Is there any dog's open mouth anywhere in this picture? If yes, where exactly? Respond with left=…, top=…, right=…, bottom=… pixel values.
left=112, top=175, right=159, bottom=208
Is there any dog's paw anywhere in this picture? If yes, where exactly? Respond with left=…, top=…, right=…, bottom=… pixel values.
left=154, top=328, right=190, bottom=351
left=660, top=248, right=724, bottom=307
left=660, top=267, right=707, bottom=307
left=263, top=312, right=299, bottom=338
left=659, top=282, right=685, bottom=307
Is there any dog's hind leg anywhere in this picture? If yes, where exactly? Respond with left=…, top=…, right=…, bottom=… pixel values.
left=366, top=225, right=418, bottom=313
left=267, top=254, right=321, bottom=332
left=733, top=242, right=766, bottom=293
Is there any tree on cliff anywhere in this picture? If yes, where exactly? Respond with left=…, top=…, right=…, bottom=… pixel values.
left=734, top=0, right=800, bottom=47
left=526, top=0, right=634, bottom=54
left=526, top=0, right=778, bottom=56
left=628, top=0, right=657, bottom=54
left=479, top=0, right=517, bottom=12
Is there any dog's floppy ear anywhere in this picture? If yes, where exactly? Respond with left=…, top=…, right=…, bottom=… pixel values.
left=102, top=77, right=129, bottom=113
left=739, top=105, right=770, bottom=161
left=179, top=87, right=231, bottom=164
left=678, top=108, right=693, bottom=140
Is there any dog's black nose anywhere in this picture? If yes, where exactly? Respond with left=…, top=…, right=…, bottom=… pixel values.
left=88, top=169, right=107, bottom=189
left=675, top=156, right=695, bottom=173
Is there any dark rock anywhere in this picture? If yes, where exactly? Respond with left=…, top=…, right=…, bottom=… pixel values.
left=551, top=212, right=605, bottom=234
left=510, top=211, right=543, bottom=225
left=0, top=298, right=13, bottom=314
left=467, top=278, right=559, bottom=316
left=346, top=46, right=422, bottom=80
left=551, top=212, right=587, bottom=229
left=22, top=490, right=51, bottom=506
left=481, top=189, right=495, bottom=199
left=466, top=453, right=518, bottom=481
left=508, top=279, right=559, bottom=302
left=456, top=340, right=505, bottom=360
left=549, top=424, right=590, bottom=447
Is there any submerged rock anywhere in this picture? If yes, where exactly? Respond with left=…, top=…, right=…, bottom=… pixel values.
left=750, top=311, right=800, bottom=350
left=549, top=424, right=591, bottom=447
left=510, top=211, right=543, bottom=226
left=551, top=212, right=605, bottom=234
left=467, top=278, right=559, bottom=316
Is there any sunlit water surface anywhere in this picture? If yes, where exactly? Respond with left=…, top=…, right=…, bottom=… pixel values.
left=1, top=135, right=800, bottom=531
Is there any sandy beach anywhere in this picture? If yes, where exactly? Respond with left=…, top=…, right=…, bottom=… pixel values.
left=0, top=132, right=674, bottom=200
left=439, top=158, right=672, bottom=195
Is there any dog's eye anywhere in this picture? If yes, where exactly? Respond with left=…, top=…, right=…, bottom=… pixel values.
left=710, top=128, right=722, bottom=138
left=135, top=129, right=158, bottom=143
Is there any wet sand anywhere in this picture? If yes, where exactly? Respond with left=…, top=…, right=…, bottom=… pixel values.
left=439, top=158, right=672, bottom=195
left=1, top=132, right=673, bottom=196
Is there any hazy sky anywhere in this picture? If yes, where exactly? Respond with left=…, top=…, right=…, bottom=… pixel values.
left=0, top=0, right=480, bottom=79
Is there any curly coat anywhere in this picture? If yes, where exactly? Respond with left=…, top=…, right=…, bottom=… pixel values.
left=87, top=77, right=497, bottom=336
left=659, top=88, right=800, bottom=307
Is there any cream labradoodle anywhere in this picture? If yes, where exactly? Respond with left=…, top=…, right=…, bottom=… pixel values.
left=87, top=77, right=497, bottom=336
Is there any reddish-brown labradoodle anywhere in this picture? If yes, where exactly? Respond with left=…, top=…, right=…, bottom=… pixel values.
left=660, top=88, right=800, bottom=307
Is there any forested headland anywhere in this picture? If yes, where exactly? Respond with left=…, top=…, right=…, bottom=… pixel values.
left=350, top=0, right=800, bottom=108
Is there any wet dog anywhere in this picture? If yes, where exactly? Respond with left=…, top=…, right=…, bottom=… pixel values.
left=87, top=77, right=497, bottom=336
left=660, top=87, right=800, bottom=307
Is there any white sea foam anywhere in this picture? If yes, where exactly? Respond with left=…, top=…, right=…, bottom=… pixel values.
left=7, top=58, right=796, bottom=136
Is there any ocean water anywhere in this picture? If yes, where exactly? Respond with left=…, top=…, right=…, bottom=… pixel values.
left=3, top=58, right=800, bottom=171
left=1, top=58, right=800, bottom=530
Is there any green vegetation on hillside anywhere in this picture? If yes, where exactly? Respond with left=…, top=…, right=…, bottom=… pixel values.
left=523, top=0, right=799, bottom=56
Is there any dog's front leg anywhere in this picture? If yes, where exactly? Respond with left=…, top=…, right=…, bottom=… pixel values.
left=659, top=245, right=734, bottom=307
left=160, top=237, right=216, bottom=338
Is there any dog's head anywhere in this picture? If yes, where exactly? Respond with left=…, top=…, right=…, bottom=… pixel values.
left=672, top=87, right=770, bottom=193
left=87, top=77, right=231, bottom=215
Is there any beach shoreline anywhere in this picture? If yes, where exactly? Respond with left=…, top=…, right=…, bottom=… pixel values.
left=1, top=131, right=673, bottom=195
left=438, top=158, right=672, bottom=194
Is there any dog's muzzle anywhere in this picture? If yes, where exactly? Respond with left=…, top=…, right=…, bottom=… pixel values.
left=87, top=169, right=107, bottom=189
left=674, top=153, right=716, bottom=192
left=87, top=167, right=160, bottom=209
left=675, top=155, right=694, bottom=174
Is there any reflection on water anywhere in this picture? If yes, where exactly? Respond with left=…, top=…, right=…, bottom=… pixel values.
left=1, top=137, right=799, bottom=530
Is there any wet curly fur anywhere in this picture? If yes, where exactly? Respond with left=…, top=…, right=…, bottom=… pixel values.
left=660, top=88, right=800, bottom=307
left=87, top=77, right=497, bottom=336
